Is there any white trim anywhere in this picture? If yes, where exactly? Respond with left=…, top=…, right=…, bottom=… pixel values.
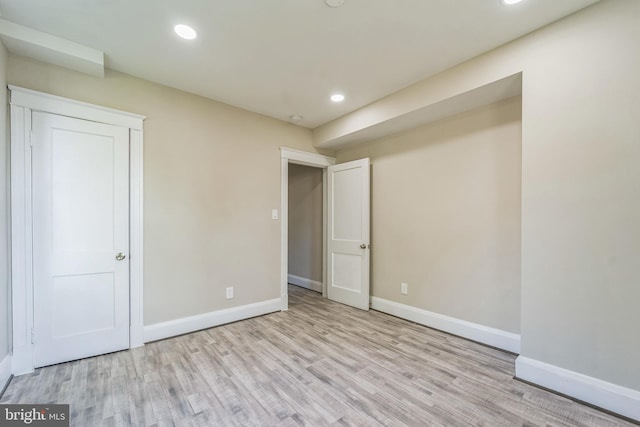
left=9, top=85, right=145, bottom=130
left=280, top=147, right=336, bottom=311
left=516, top=356, right=640, bottom=422
left=280, top=147, right=335, bottom=168
left=280, top=157, right=289, bottom=311
left=144, top=298, right=281, bottom=343
left=370, top=296, right=521, bottom=353
left=9, top=87, right=145, bottom=374
left=288, top=274, right=322, bottom=293
left=321, top=169, right=328, bottom=298
left=129, top=129, right=144, bottom=348
left=10, top=104, right=35, bottom=375
left=0, top=354, right=11, bottom=391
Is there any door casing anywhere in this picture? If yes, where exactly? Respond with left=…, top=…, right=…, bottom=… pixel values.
left=9, top=86, right=145, bottom=375
left=279, top=147, right=335, bottom=310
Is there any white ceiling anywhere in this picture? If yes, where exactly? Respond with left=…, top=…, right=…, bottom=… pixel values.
left=0, top=0, right=599, bottom=128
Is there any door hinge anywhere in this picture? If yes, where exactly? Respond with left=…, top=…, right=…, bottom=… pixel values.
left=31, top=328, right=36, bottom=344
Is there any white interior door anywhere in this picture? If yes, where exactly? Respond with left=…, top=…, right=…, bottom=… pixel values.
left=327, top=158, right=370, bottom=310
left=32, top=111, right=130, bottom=368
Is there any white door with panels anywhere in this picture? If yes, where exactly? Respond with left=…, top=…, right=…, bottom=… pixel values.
left=32, top=111, right=130, bottom=368
left=327, top=158, right=370, bottom=310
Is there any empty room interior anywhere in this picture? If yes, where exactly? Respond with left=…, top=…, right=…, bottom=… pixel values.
left=0, top=0, right=638, bottom=425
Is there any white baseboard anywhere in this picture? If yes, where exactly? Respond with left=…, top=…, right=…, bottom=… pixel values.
left=288, top=274, right=322, bottom=293
left=10, top=346, right=34, bottom=376
left=515, top=356, right=640, bottom=422
left=144, top=298, right=281, bottom=343
left=370, top=297, right=521, bottom=353
left=130, top=323, right=145, bottom=349
left=0, top=353, right=12, bottom=391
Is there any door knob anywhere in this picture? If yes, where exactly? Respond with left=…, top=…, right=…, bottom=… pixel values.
left=115, top=252, right=126, bottom=261
left=360, top=244, right=367, bottom=249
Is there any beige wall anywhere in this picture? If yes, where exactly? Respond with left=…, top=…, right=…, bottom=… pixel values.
left=338, top=97, right=522, bottom=333
left=519, top=0, right=640, bottom=391
left=0, top=41, right=9, bottom=362
left=329, top=0, right=640, bottom=391
left=288, top=164, right=323, bottom=284
left=7, top=55, right=325, bottom=325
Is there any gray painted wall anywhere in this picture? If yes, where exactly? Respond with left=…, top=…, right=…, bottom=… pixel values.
left=288, top=164, right=323, bottom=284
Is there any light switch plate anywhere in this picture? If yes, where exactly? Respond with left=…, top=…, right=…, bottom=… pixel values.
left=272, top=209, right=279, bottom=220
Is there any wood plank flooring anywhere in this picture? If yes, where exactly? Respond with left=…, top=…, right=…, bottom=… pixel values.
left=1, top=285, right=635, bottom=426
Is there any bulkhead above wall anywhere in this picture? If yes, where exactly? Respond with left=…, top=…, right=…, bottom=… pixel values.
left=313, top=72, right=522, bottom=150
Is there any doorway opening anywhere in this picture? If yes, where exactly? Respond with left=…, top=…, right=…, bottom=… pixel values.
left=287, top=164, right=324, bottom=294
left=279, top=148, right=335, bottom=310
left=280, top=148, right=371, bottom=312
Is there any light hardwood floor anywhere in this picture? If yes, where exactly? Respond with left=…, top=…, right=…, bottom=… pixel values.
left=1, top=285, right=635, bottom=426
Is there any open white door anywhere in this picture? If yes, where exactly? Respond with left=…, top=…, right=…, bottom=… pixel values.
left=32, top=111, right=130, bottom=367
left=327, top=158, right=370, bottom=310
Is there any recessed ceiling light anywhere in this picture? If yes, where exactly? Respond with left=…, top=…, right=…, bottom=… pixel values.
left=174, top=24, right=197, bottom=40
left=325, top=0, right=345, bottom=7
left=502, top=0, right=524, bottom=5
left=330, top=94, right=345, bottom=103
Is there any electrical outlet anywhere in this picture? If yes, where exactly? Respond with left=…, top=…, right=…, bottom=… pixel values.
left=226, top=286, right=234, bottom=299
left=401, top=282, right=408, bottom=295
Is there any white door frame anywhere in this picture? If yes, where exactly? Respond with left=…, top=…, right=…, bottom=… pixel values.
left=280, top=147, right=335, bottom=310
left=9, top=86, right=145, bottom=375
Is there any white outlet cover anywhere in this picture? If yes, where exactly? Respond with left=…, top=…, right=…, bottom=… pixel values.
left=401, top=282, right=408, bottom=294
